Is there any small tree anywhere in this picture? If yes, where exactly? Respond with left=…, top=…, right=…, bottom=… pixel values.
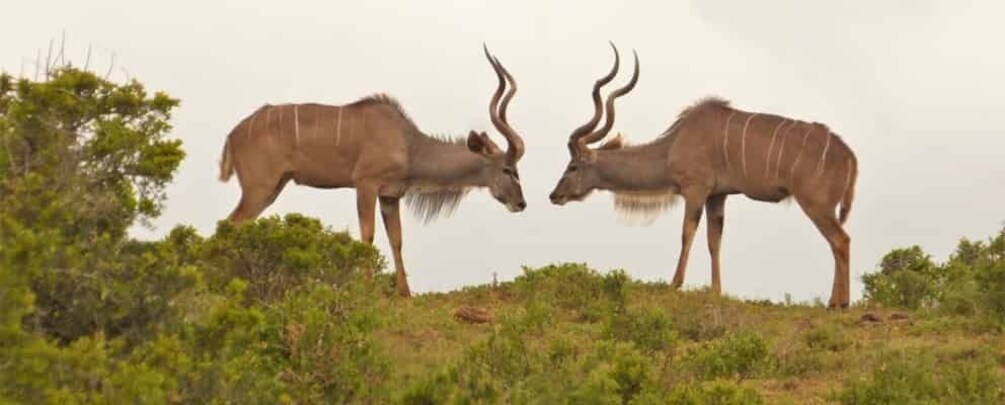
left=0, top=60, right=185, bottom=340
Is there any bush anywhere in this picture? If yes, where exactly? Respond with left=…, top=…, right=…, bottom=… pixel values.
left=862, top=246, right=939, bottom=309
left=803, top=324, right=851, bottom=352
left=686, top=331, right=769, bottom=381
left=839, top=349, right=1004, bottom=404
left=665, top=379, right=764, bottom=404
left=863, top=226, right=1005, bottom=328
left=512, top=263, right=629, bottom=322
left=604, top=307, right=678, bottom=355
left=200, top=213, right=383, bottom=304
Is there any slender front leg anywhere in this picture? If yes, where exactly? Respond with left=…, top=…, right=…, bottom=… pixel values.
left=670, top=189, right=709, bottom=289
left=705, top=194, right=727, bottom=294
left=379, top=196, right=411, bottom=297
left=356, top=184, right=378, bottom=280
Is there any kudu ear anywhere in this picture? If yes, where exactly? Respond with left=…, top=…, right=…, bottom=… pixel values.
left=467, top=130, right=502, bottom=156
left=597, top=132, right=625, bottom=151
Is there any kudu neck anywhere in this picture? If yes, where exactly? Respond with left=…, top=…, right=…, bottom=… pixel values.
left=593, top=144, right=675, bottom=192
left=408, top=135, right=488, bottom=188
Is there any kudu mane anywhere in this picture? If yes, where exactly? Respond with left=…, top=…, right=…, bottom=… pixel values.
left=349, top=94, right=476, bottom=223
left=605, top=98, right=731, bottom=223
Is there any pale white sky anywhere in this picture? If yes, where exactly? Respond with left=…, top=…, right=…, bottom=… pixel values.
left=4, top=0, right=1003, bottom=303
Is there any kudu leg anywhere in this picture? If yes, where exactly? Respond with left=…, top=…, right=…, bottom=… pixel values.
left=379, top=196, right=411, bottom=297
left=670, top=191, right=708, bottom=289
left=801, top=203, right=851, bottom=308
left=228, top=177, right=290, bottom=223
left=356, top=185, right=378, bottom=281
left=705, top=194, right=727, bottom=294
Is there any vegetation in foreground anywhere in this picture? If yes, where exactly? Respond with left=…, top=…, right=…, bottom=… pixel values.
left=3, top=58, right=1004, bottom=404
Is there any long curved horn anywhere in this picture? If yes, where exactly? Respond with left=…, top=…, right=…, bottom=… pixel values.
left=483, top=44, right=524, bottom=164
left=579, top=49, right=640, bottom=146
left=568, top=42, right=620, bottom=156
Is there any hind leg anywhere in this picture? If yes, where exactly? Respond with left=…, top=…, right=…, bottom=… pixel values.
left=228, top=175, right=291, bottom=223
left=797, top=199, right=851, bottom=309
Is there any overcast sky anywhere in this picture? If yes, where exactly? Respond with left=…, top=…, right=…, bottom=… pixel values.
left=4, top=0, right=1003, bottom=303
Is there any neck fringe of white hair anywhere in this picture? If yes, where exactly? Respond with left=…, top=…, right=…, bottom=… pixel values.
left=612, top=190, right=679, bottom=226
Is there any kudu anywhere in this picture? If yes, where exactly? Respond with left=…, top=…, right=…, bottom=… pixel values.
left=548, top=43, right=859, bottom=308
left=218, top=46, right=527, bottom=297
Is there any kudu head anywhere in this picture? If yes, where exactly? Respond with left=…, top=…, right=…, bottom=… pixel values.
left=473, top=45, right=527, bottom=212
left=549, top=42, right=639, bottom=205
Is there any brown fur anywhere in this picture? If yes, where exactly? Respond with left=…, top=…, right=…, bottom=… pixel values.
left=549, top=46, right=858, bottom=309
left=218, top=47, right=526, bottom=297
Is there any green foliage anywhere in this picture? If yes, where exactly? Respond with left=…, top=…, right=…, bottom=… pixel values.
left=862, top=246, right=939, bottom=309
left=839, top=349, right=1004, bottom=404
left=0, top=67, right=184, bottom=240
left=862, top=226, right=1005, bottom=328
left=604, top=306, right=678, bottom=355
left=200, top=213, right=383, bottom=304
left=803, top=324, right=851, bottom=352
left=512, top=263, right=629, bottom=321
left=686, top=331, right=769, bottom=381
left=665, top=379, right=765, bottom=404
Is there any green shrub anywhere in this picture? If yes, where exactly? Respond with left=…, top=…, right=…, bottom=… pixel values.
left=200, top=213, right=383, bottom=304
left=665, top=379, right=764, bottom=404
left=686, top=331, right=769, bottom=381
left=839, top=349, right=1004, bottom=404
left=604, top=307, right=678, bottom=355
left=512, top=263, right=630, bottom=322
left=262, top=283, right=390, bottom=403
left=862, top=246, right=940, bottom=309
left=803, top=324, right=851, bottom=352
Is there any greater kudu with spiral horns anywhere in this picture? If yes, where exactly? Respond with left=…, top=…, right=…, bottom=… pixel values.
left=548, top=43, right=858, bottom=308
left=218, top=45, right=527, bottom=297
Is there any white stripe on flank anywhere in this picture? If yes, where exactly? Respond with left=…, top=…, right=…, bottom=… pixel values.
left=774, top=121, right=797, bottom=179
left=740, top=113, right=759, bottom=178
left=361, top=113, right=366, bottom=141
left=335, top=107, right=343, bottom=146
left=841, top=156, right=854, bottom=199
left=293, top=105, right=300, bottom=146
left=265, top=107, right=273, bottom=149
left=278, top=105, right=284, bottom=143
left=788, top=125, right=814, bottom=182
left=246, top=109, right=259, bottom=139
left=764, top=119, right=789, bottom=178
left=723, top=111, right=737, bottom=173
left=313, top=106, right=320, bottom=141
left=816, top=131, right=832, bottom=177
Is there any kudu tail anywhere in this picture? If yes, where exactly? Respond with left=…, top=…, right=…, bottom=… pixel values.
left=838, top=155, right=858, bottom=226
left=218, top=138, right=235, bottom=182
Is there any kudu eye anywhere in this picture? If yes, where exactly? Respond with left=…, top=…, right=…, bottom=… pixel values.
left=567, top=165, right=578, bottom=173
left=503, top=167, right=518, bottom=179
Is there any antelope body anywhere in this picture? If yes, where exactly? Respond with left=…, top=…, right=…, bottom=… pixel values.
left=549, top=44, right=858, bottom=308
left=218, top=47, right=527, bottom=297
